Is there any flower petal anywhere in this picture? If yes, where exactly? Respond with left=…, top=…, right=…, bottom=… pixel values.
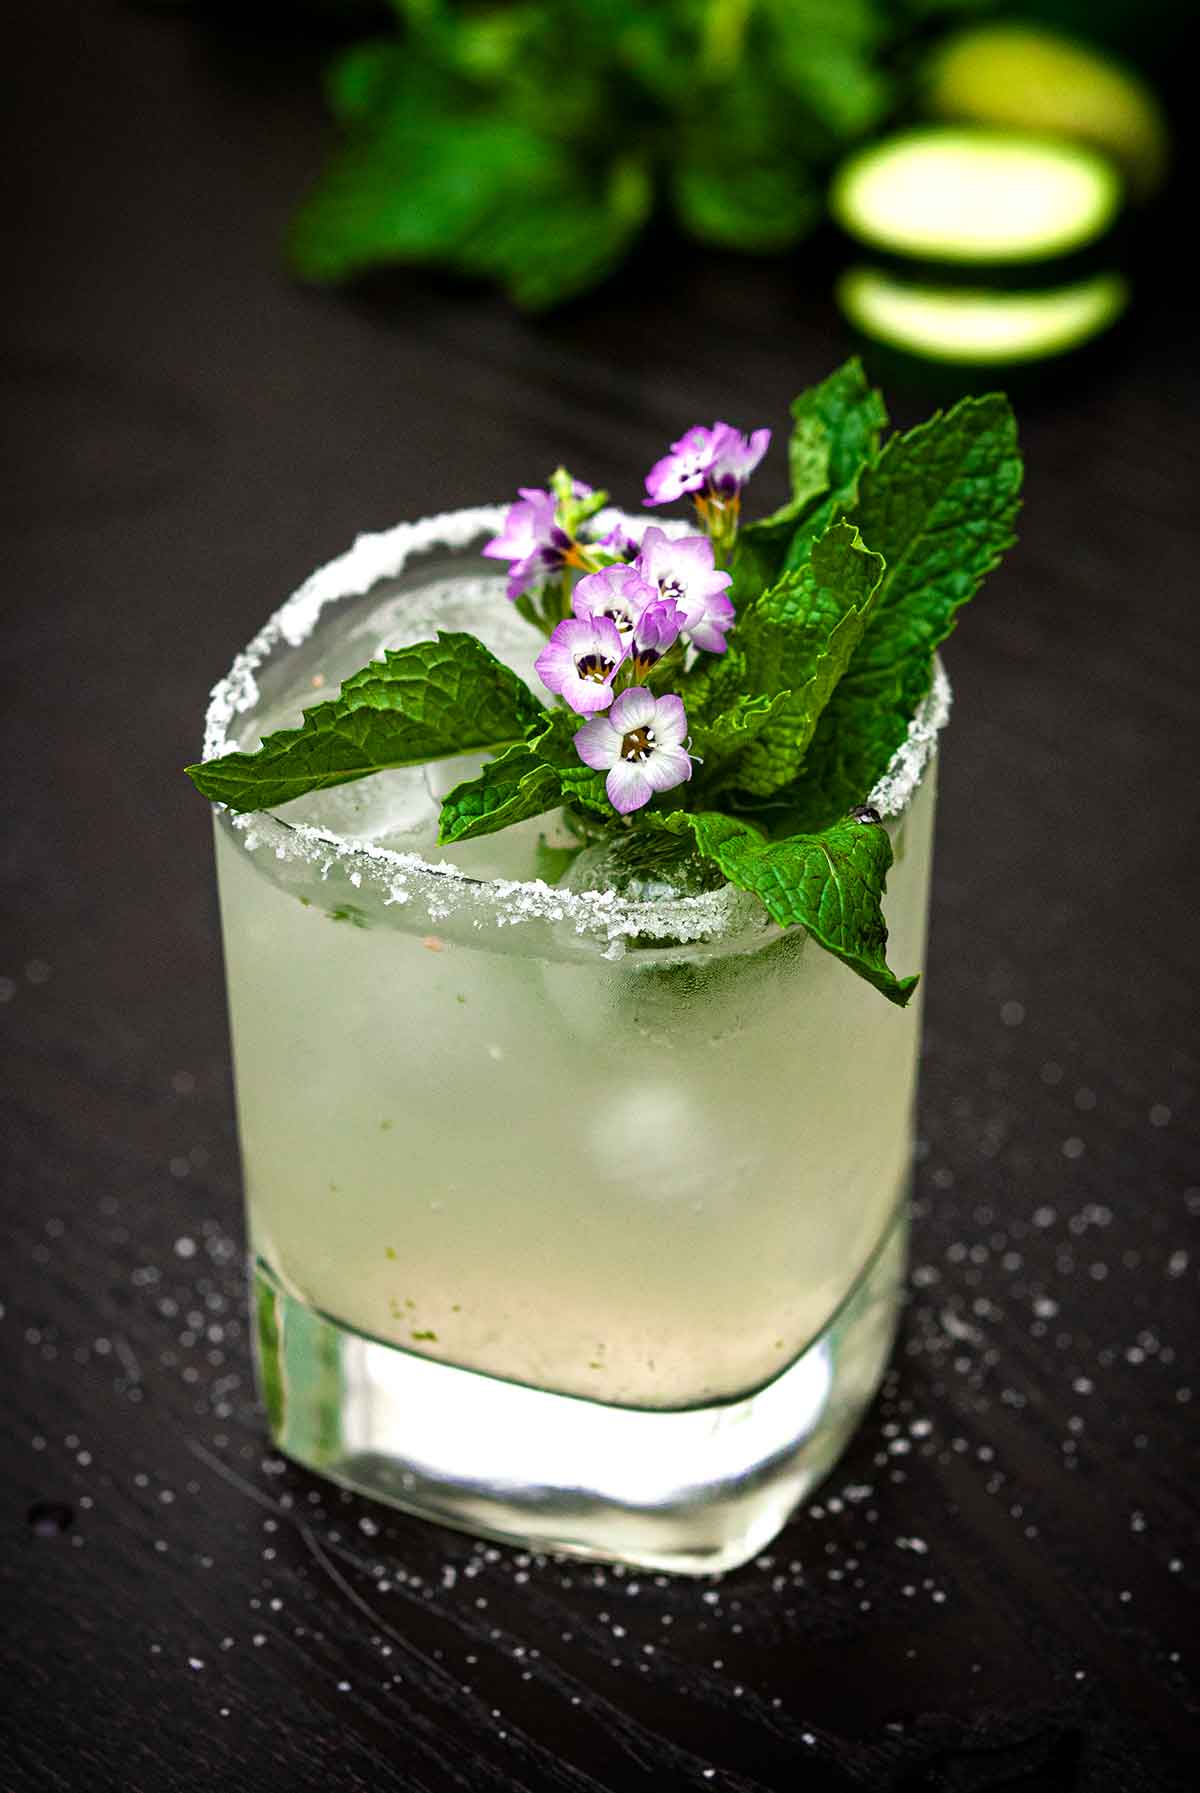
left=642, top=745, right=692, bottom=794
left=533, top=636, right=572, bottom=694
left=565, top=679, right=615, bottom=715
left=608, top=686, right=656, bottom=733
left=606, top=760, right=653, bottom=813
left=573, top=716, right=621, bottom=770
left=650, top=693, right=688, bottom=747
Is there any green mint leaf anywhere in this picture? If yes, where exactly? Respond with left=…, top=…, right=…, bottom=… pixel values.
left=186, top=633, right=545, bottom=814
left=851, top=392, right=1022, bottom=720
left=691, top=689, right=786, bottom=781
left=530, top=709, right=611, bottom=817
left=779, top=360, right=891, bottom=575
left=325, top=40, right=404, bottom=127
left=288, top=111, right=574, bottom=284
left=437, top=737, right=562, bottom=846
left=799, top=355, right=890, bottom=496
left=717, top=522, right=884, bottom=797
left=736, top=357, right=887, bottom=594
left=438, top=705, right=615, bottom=843
left=656, top=809, right=917, bottom=1007
left=671, top=158, right=821, bottom=253
left=788, top=392, right=1022, bottom=831
left=766, top=1, right=893, bottom=137
left=458, top=155, right=653, bottom=310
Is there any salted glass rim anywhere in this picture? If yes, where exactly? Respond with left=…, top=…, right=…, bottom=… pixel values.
left=202, top=506, right=951, bottom=946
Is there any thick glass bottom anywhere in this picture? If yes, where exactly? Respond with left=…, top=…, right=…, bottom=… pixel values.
left=252, top=1205, right=908, bottom=1576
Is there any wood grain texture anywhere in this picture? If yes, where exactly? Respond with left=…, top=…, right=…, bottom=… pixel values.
left=2, top=4, right=1197, bottom=1789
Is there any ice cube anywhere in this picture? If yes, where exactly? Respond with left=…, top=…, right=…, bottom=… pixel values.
left=279, top=764, right=440, bottom=848
left=364, top=572, right=546, bottom=692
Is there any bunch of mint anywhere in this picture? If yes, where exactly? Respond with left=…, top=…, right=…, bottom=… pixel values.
left=188, top=360, right=1022, bottom=1003
left=287, top=0, right=992, bottom=309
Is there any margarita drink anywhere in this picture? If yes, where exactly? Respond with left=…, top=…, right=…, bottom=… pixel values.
left=208, top=511, right=942, bottom=1570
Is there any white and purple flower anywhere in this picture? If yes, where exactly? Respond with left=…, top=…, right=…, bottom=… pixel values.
left=483, top=487, right=573, bottom=602
left=644, top=422, right=770, bottom=508
left=572, top=563, right=657, bottom=639
left=574, top=687, right=693, bottom=815
left=534, top=615, right=626, bottom=715
left=636, top=527, right=735, bottom=655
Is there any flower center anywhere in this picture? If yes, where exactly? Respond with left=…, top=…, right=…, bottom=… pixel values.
left=658, top=575, right=686, bottom=604
left=576, top=652, right=616, bottom=684
left=621, top=725, right=657, bottom=763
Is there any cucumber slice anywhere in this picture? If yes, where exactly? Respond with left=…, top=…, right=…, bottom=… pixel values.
left=837, top=265, right=1129, bottom=367
left=924, top=25, right=1169, bottom=200
left=830, top=128, right=1122, bottom=269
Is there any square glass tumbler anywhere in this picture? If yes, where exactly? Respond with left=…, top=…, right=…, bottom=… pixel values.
left=205, top=508, right=946, bottom=1574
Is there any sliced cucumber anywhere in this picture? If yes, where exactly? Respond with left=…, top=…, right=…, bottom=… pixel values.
left=837, top=265, right=1129, bottom=367
left=830, top=128, right=1122, bottom=270
left=924, top=24, right=1169, bottom=200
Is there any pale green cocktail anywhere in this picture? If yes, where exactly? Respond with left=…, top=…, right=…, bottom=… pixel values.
left=207, top=508, right=945, bottom=1572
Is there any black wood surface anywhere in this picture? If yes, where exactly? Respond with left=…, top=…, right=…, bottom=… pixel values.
left=3, top=6, right=1197, bottom=1789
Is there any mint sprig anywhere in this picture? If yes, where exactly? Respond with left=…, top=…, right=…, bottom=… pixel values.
left=191, top=361, right=1022, bottom=1005
left=187, top=633, right=545, bottom=813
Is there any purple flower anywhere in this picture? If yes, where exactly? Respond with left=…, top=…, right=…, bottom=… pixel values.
left=483, top=487, right=571, bottom=602
left=643, top=427, right=722, bottom=507
left=534, top=615, right=625, bottom=715
left=644, top=423, right=770, bottom=508
left=635, top=528, right=735, bottom=655
left=628, top=597, right=683, bottom=680
left=595, top=521, right=642, bottom=562
left=706, top=424, right=771, bottom=497
left=574, top=687, right=692, bottom=815
left=572, top=563, right=657, bottom=639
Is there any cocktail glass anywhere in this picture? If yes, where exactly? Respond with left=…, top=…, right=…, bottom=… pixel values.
left=203, top=508, right=946, bottom=1574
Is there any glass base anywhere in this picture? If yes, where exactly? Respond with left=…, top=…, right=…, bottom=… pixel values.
left=253, top=1206, right=908, bottom=1576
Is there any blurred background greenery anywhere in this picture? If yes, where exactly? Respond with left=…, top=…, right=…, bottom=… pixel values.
left=146, top=0, right=1184, bottom=372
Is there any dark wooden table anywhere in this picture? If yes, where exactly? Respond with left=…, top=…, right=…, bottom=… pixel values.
left=4, top=6, right=1197, bottom=1788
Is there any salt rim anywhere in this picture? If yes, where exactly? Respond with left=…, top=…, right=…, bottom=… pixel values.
left=203, top=506, right=950, bottom=945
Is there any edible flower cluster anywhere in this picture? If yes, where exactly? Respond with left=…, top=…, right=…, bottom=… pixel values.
left=482, top=425, right=768, bottom=813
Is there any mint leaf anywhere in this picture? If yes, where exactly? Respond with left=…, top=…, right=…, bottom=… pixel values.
left=691, top=689, right=787, bottom=782
left=767, top=0, right=892, bottom=137
left=438, top=738, right=562, bottom=846
left=325, top=40, right=404, bottom=127
left=438, top=707, right=612, bottom=841
left=779, top=358, right=890, bottom=574
left=459, top=156, right=653, bottom=310
left=800, top=355, right=889, bottom=496
left=736, top=357, right=887, bottom=594
left=719, top=522, right=884, bottom=797
left=787, top=393, right=1022, bottom=831
left=671, top=158, right=821, bottom=253
left=531, top=710, right=611, bottom=817
left=288, top=111, right=573, bottom=285
left=852, top=392, right=1022, bottom=720
left=656, top=810, right=916, bottom=1006
left=187, top=634, right=545, bottom=814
